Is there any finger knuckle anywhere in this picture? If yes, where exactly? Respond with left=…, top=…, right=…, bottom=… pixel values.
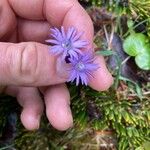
left=19, top=42, right=39, bottom=84
left=8, top=43, right=39, bottom=85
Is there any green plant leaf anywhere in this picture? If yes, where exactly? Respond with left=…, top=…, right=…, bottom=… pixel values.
left=0, top=145, right=14, bottom=150
left=135, top=84, right=143, bottom=99
left=96, top=50, right=114, bottom=56
left=135, top=52, right=150, bottom=70
left=127, top=19, right=134, bottom=29
left=143, top=141, right=150, bottom=150
left=127, top=127, right=133, bottom=137
left=123, top=33, right=148, bottom=56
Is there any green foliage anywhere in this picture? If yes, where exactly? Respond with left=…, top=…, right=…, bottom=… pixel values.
left=79, top=0, right=102, bottom=6
left=96, top=50, right=114, bottom=56
left=130, top=0, right=150, bottom=37
left=80, top=0, right=130, bottom=15
left=123, top=32, right=150, bottom=70
left=135, top=52, right=150, bottom=71
left=80, top=0, right=150, bottom=37
left=70, top=86, right=150, bottom=150
left=123, top=33, right=148, bottom=56
left=0, top=145, right=14, bottom=150
left=0, top=86, right=149, bottom=150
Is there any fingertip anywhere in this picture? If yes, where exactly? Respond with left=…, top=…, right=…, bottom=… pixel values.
left=46, top=107, right=73, bottom=131
left=44, top=84, right=73, bottom=131
left=20, top=109, right=40, bottom=130
left=62, top=2, right=94, bottom=47
left=89, top=55, right=114, bottom=91
left=16, top=87, right=43, bottom=130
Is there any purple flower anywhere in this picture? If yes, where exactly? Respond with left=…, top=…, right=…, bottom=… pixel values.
left=46, top=26, right=88, bottom=59
left=68, top=52, right=99, bottom=86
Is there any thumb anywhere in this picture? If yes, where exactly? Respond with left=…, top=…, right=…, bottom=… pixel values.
left=0, top=42, right=68, bottom=86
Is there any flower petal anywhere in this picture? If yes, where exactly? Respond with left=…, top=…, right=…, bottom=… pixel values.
left=61, top=26, right=66, bottom=39
left=51, top=45, right=63, bottom=54
left=46, top=39, right=60, bottom=45
left=85, top=63, right=99, bottom=71
left=76, top=74, right=80, bottom=86
left=72, top=31, right=83, bottom=41
left=73, top=40, right=88, bottom=48
left=69, top=50, right=78, bottom=59
left=80, top=73, right=88, bottom=85
left=67, top=27, right=76, bottom=39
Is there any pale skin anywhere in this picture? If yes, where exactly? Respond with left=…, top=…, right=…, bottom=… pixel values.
left=0, top=0, right=113, bottom=131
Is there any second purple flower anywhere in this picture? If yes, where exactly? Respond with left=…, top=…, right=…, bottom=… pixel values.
left=68, top=51, right=99, bottom=86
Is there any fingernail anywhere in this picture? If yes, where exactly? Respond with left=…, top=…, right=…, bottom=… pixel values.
left=35, top=115, right=40, bottom=129
left=29, top=115, right=40, bottom=130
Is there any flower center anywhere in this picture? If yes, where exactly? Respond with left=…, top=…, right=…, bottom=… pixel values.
left=62, top=40, right=72, bottom=50
left=76, top=62, right=85, bottom=71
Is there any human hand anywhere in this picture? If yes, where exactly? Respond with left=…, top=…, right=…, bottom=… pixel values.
left=0, top=0, right=113, bottom=131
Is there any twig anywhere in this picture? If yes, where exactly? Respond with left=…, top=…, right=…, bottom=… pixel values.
left=129, top=91, right=150, bottom=96
left=103, top=25, right=109, bottom=47
left=121, top=56, right=131, bottom=65
left=103, top=23, right=115, bottom=50
left=109, top=23, right=115, bottom=49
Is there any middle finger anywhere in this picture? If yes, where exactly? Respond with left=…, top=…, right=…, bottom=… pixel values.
left=40, top=84, right=73, bottom=131
left=17, top=18, right=50, bottom=43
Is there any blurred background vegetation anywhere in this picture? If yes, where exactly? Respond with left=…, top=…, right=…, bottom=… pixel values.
left=0, top=0, right=150, bottom=150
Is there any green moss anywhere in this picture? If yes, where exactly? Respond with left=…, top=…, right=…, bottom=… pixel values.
left=0, top=85, right=149, bottom=150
